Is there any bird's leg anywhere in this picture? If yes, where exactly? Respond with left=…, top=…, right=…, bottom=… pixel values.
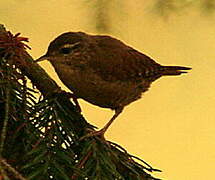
left=100, top=107, right=123, bottom=134
left=80, top=107, right=123, bottom=140
left=70, top=94, right=82, bottom=113
left=62, top=91, right=82, bottom=113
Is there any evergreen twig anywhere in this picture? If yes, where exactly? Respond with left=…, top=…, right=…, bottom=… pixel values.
left=0, top=158, right=27, bottom=180
left=0, top=25, right=160, bottom=180
left=0, top=77, right=10, bottom=154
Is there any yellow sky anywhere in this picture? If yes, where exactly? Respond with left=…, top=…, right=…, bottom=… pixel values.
left=1, top=1, right=214, bottom=179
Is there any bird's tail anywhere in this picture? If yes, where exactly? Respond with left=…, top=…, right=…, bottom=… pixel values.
left=161, top=66, right=191, bottom=76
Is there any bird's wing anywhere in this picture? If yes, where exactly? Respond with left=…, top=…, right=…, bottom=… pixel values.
left=88, top=35, right=162, bottom=82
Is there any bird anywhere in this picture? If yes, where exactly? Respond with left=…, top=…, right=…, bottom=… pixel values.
left=36, top=31, right=191, bottom=138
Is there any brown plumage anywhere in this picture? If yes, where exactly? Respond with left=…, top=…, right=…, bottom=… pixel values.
left=36, top=32, right=191, bottom=137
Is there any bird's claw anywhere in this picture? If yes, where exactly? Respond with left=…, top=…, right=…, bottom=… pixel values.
left=61, top=91, right=82, bottom=113
left=79, top=128, right=106, bottom=141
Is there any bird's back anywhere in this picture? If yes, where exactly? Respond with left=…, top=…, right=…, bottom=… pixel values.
left=88, top=34, right=190, bottom=82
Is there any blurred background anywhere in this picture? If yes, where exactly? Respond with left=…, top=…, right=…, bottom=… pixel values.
left=1, top=0, right=214, bottom=179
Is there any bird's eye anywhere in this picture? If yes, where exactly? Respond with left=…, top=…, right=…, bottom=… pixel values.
left=59, top=42, right=81, bottom=55
left=60, top=47, right=72, bottom=54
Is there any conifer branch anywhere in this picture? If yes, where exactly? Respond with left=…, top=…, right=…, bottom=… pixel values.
left=0, top=24, right=160, bottom=180
left=0, top=158, right=27, bottom=180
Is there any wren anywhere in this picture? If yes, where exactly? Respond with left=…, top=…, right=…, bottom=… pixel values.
left=36, top=32, right=191, bottom=138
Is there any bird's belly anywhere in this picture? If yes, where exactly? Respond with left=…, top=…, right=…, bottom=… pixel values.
left=53, top=64, right=149, bottom=109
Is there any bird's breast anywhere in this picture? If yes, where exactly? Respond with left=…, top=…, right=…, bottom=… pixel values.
left=51, top=62, right=150, bottom=109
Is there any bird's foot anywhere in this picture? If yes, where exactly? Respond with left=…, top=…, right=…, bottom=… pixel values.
left=79, top=128, right=107, bottom=141
left=61, top=91, right=82, bottom=113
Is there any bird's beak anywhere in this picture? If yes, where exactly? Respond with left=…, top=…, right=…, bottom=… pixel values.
left=35, top=54, right=48, bottom=63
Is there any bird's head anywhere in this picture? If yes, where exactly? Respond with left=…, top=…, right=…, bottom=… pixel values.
left=35, top=32, right=87, bottom=63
